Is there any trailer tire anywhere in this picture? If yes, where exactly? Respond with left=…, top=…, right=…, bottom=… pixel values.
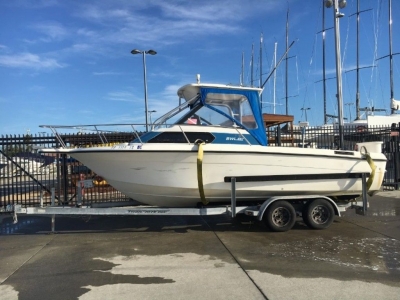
left=264, top=201, right=296, bottom=232
left=302, top=199, right=334, bottom=230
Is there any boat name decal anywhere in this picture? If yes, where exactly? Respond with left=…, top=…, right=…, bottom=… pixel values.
left=226, top=137, right=244, bottom=141
left=127, top=209, right=170, bottom=214
left=112, top=144, right=143, bottom=150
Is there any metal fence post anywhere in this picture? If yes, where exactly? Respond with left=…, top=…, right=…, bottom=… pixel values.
left=62, top=154, right=68, bottom=204
left=230, top=177, right=236, bottom=218
left=51, top=188, right=55, bottom=206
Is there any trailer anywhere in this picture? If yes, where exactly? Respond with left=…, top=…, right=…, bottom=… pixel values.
left=10, top=174, right=370, bottom=233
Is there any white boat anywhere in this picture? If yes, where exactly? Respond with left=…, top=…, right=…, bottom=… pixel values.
left=41, top=82, right=387, bottom=207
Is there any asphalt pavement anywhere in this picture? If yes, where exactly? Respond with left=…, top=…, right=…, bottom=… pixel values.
left=1, top=191, right=400, bottom=300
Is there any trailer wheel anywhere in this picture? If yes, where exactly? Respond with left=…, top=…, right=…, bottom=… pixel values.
left=302, top=199, right=334, bottom=230
left=264, top=201, right=296, bottom=232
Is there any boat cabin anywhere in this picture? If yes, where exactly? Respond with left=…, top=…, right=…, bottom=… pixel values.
left=149, top=84, right=268, bottom=146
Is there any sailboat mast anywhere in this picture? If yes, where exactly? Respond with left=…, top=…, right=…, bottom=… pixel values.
left=241, top=52, right=244, bottom=86
left=251, top=44, right=254, bottom=87
left=355, top=0, right=360, bottom=120
left=322, top=2, right=328, bottom=124
left=389, top=0, right=395, bottom=114
left=260, top=33, right=263, bottom=106
left=347, top=1, right=372, bottom=119
left=331, top=0, right=345, bottom=149
left=274, top=42, right=277, bottom=114
left=285, top=7, right=289, bottom=115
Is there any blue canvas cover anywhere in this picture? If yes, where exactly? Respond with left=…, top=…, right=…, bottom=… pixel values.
left=200, top=87, right=268, bottom=146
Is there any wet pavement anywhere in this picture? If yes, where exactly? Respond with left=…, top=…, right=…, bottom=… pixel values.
left=0, top=192, right=400, bottom=300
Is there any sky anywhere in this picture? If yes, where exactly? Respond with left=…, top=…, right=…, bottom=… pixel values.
left=0, top=0, right=399, bottom=135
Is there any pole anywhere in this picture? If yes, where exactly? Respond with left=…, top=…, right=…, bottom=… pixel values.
left=142, top=52, right=149, bottom=132
left=389, top=0, right=394, bottom=114
left=261, top=40, right=295, bottom=90
left=241, top=52, right=244, bottom=86
left=260, top=33, right=263, bottom=107
left=251, top=44, right=254, bottom=87
left=274, top=42, right=277, bottom=114
left=285, top=7, right=289, bottom=115
left=322, top=2, right=328, bottom=124
left=355, top=0, right=360, bottom=120
left=333, top=0, right=345, bottom=149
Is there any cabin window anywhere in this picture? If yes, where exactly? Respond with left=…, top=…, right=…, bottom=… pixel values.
left=194, top=105, right=234, bottom=127
left=147, top=132, right=215, bottom=143
left=240, top=99, right=257, bottom=129
left=205, top=93, right=258, bottom=129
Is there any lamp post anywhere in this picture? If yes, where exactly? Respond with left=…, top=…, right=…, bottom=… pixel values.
left=148, top=110, right=156, bottom=125
left=325, top=0, right=347, bottom=149
left=131, top=49, right=157, bottom=132
left=301, top=107, right=311, bottom=122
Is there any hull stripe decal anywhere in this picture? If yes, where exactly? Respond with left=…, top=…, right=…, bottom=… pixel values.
left=224, top=172, right=369, bottom=183
left=64, top=150, right=387, bottom=162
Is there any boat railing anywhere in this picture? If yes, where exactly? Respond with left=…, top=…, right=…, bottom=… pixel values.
left=39, top=124, right=143, bottom=148
left=40, top=122, right=254, bottom=148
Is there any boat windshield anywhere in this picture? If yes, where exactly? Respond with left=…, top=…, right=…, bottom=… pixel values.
left=152, top=92, right=257, bottom=130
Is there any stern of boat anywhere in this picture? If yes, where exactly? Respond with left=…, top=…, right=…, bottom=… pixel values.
left=356, top=141, right=387, bottom=194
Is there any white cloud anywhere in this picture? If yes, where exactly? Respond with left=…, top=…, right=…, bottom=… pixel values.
left=28, top=85, right=45, bottom=92
left=0, top=53, right=64, bottom=69
left=0, top=52, right=64, bottom=70
left=106, top=91, right=136, bottom=102
left=72, top=1, right=283, bottom=46
left=3, top=0, right=60, bottom=9
left=70, top=43, right=92, bottom=52
left=32, top=22, right=69, bottom=41
left=77, top=28, right=99, bottom=38
left=93, top=71, right=123, bottom=76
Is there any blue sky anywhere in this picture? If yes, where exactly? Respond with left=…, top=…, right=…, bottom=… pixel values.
left=0, top=0, right=399, bottom=135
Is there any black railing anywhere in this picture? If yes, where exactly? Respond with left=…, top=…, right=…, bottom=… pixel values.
left=0, top=132, right=135, bottom=212
left=1, top=124, right=399, bottom=212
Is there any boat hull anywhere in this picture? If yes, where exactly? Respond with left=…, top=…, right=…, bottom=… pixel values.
left=53, top=143, right=387, bottom=207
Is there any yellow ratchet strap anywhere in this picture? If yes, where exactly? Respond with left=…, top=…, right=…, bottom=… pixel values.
left=361, top=146, right=376, bottom=191
left=195, top=139, right=209, bottom=205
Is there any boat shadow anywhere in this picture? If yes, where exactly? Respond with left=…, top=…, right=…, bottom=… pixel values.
left=0, top=213, right=329, bottom=235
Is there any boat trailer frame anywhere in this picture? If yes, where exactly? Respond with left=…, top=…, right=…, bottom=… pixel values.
left=11, top=173, right=370, bottom=232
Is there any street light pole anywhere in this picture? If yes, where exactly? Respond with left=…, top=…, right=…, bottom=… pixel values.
left=131, top=49, right=157, bottom=132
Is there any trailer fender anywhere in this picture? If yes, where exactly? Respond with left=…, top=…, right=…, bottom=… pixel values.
left=256, top=195, right=341, bottom=222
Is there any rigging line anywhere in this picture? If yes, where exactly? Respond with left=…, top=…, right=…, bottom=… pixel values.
left=303, top=12, right=319, bottom=108
left=305, top=0, right=323, bottom=123
left=342, top=10, right=350, bottom=72
left=295, top=55, right=300, bottom=98
left=342, top=11, right=353, bottom=113
left=264, top=42, right=276, bottom=109
left=368, top=3, right=379, bottom=101
left=341, top=11, right=350, bottom=71
left=369, top=8, right=380, bottom=106
left=375, top=61, right=386, bottom=110
left=366, top=2, right=376, bottom=102
left=262, top=38, right=271, bottom=68
left=310, top=33, right=319, bottom=114
left=372, top=0, right=385, bottom=108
